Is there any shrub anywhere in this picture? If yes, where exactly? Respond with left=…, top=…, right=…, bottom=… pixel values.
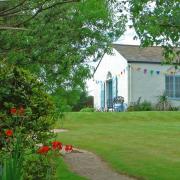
left=127, top=97, right=153, bottom=111
left=72, top=92, right=94, bottom=112
left=23, top=153, right=57, bottom=180
left=156, top=93, right=172, bottom=111
left=80, top=107, right=95, bottom=112
left=170, top=107, right=179, bottom=111
left=0, top=64, right=55, bottom=144
left=0, top=63, right=55, bottom=179
left=139, top=101, right=153, bottom=111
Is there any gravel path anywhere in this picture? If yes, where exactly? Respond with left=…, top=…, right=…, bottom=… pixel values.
left=64, top=148, right=136, bottom=180
left=51, top=129, right=68, bottom=133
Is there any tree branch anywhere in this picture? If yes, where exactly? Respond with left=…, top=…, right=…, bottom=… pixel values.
left=42, top=0, right=80, bottom=11
left=0, top=8, right=25, bottom=17
left=16, top=0, right=80, bottom=26
left=0, top=26, right=28, bottom=30
left=159, top=23, right=180, bottom=28
left=0, top=0, right=27, bottom=15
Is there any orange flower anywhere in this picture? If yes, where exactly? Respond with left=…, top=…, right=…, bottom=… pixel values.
left=10, top=108, right=17, bottom=115
left=5, top=129, right=13, bottom=137
left=37, top=146, right=50, bottom=154
left=52, top=141, right=62, bottom=150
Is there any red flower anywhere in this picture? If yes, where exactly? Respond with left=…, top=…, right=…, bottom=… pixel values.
left=65, top=145, right=73, bottom=152
left=37, top=146, right=50, bottom=154
left=18, top=106, right=25, bottom=115
left=10, top=108, right=17, bottom=115
left=5, top=129, right=13, bottom=137
left=52, top=141, right=62, bottom=150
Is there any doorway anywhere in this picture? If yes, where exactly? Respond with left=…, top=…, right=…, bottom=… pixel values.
left=106, top=79, right=113, bottom=109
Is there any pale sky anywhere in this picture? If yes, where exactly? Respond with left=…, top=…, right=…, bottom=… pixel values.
left=116, top=27, right=140, bottom=45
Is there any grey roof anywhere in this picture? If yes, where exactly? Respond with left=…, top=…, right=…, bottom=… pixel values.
left=93, top=44, right=179, bottom=75
left=113, top=44, right=164, bottom=63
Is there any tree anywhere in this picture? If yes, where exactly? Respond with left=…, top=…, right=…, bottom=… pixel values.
left=129, top=0, right=180, bottom=63
left=0, top=0, right=80, bottom=30
left=72, top=90, right=94, bottom=111
left=0, top=0, right=126, bottom=107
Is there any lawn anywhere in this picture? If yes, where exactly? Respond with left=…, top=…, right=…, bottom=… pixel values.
left=56, top=111, right=180, bottom=180
left=56, top=157, right=86, bottom=180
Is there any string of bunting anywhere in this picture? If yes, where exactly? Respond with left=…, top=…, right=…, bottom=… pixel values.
left=95, top=65, right=180, bottom=84
left=130, top=65, right=179, bottom=76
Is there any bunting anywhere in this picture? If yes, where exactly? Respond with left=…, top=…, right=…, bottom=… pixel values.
left=129, top=65, right=179, bottom=76
left=95, top=65, right=180, bottom=84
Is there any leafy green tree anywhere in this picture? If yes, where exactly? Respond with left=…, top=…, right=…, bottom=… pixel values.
left=129, top=0, right=180, bottom=63
left=72, top=91, right=94, bottom=111
left=0, top=0, right=126, bottom=109
left=52, top=88, right=84, bottom=112
left=0, top=0, right=125, bottom=89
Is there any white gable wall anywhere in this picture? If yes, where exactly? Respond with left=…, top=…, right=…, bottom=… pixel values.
left=93, top=80, right=101, bottom=109
left=129, top=63, right=180, bottom=107
left=94, top=49, right=128, bottom=109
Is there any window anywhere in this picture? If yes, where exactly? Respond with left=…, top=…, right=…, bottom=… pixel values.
left=165, top=75, right=180, bottom=98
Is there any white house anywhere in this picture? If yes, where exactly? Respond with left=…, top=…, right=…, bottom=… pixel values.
left=93, top=44, right=180, bottom=110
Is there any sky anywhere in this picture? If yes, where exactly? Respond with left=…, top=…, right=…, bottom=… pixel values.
left=116, top=26, right=140, bottom=45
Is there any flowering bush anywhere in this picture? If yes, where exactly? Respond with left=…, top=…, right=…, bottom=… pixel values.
left=23, top=141, right=73, bottom=180
left=0, top=63, right=55, bottom=179
left=0, top=64, right=54, bottom=145
left=37, top=141, right=73, bottom=154
left=37, top=146, right=51, bottom=154
left=52, top=141, right=63, bottom=150
left=5, top=129, right=13, bottom=137
left=65, top=145, right=73, bottom=152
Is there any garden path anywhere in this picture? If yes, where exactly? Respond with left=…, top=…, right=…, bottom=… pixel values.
left=64, top=148, right=136, bottom=180
left=51, top=129, right=68, bottom=133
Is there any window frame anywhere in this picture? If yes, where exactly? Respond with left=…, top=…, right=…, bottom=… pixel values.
left=165, top=75, right=180, bottom=100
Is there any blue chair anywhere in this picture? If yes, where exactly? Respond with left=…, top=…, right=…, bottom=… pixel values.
left=113, top=96, right=125, bottom=112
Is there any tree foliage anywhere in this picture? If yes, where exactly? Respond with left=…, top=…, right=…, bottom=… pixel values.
left=129, top=0, right=180, bottom=63
left=72, top=90, right=94, bottom=111
left=0, top=0, right=80, bottom=29
left=0, top=0, right=126, bottom=93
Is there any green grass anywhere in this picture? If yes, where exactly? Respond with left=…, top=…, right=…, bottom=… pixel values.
left=56, top=111, right=180, bottom=180
left=56, top=158, right=86, bottom=180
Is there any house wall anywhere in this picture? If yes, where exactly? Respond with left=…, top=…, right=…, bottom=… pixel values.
left=93, top=80, right=101, bottom=109
left=128, top=63, right=180, bottom=107
left=93, top=48, right=128, bottom=109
